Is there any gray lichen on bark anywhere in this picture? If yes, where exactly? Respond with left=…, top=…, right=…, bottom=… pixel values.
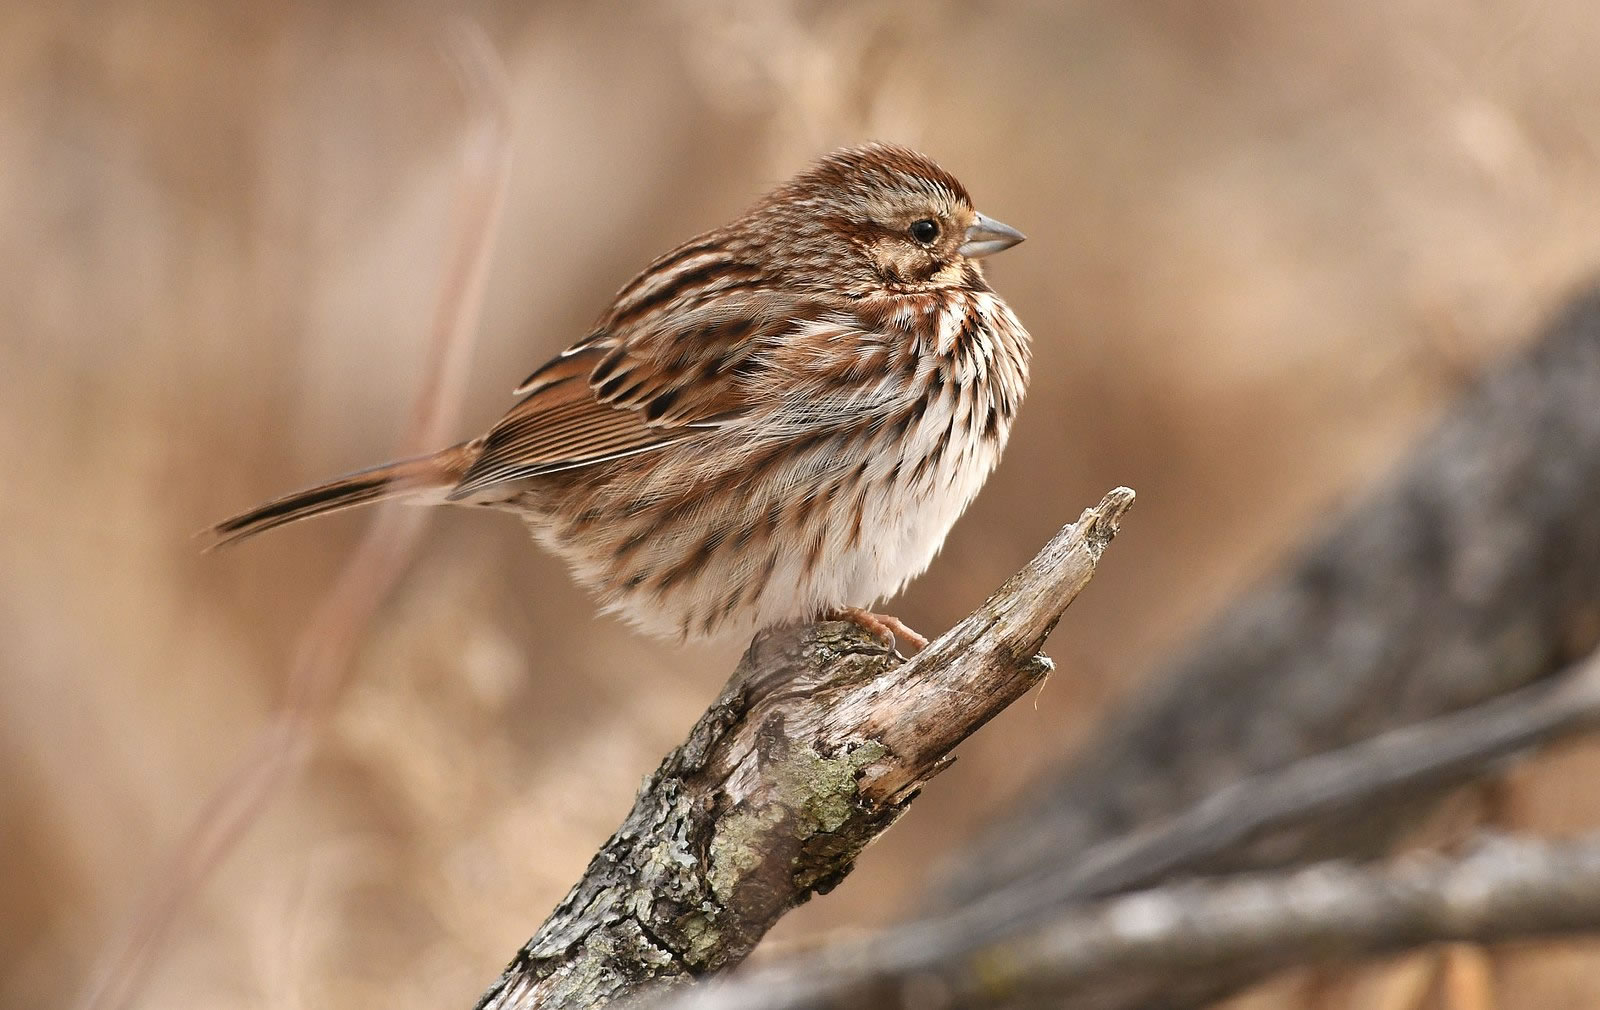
left=478, top=629, right=907, bottom=1009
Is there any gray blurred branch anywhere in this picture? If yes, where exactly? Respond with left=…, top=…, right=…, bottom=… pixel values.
left=471, top=489, right=1136, bottom=1010
left=980, top=832, right=1600, bottom=1006
left=672, top=832, right=1600, bottom=1010
left=1027, top=644, right=1600, bottom=903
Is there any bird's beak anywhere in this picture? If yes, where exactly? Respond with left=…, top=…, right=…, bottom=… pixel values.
left=958, top=211, right=1026, bottom=258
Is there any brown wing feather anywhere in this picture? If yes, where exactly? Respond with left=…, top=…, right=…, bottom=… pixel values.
left=588, top=297, right=795, bottom=424
left=449, top=367, right=676, bottom=497
left=450, top=287, right=828, bottom=500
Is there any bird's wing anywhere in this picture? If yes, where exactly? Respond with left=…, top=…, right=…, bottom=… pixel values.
left=449, top=288, right=839, bottom=498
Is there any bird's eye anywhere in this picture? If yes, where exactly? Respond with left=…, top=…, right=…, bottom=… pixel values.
left=909, top=219, right=939, bottom=244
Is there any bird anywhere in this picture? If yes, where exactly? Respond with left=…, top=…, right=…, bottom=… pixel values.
left=209, top=143, right=1030, bottom=647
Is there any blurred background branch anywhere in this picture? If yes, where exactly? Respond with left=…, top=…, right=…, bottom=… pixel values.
left=1014, top=643, right=1600, bottom=904
left=671, top=831, right=1600, bottom=1010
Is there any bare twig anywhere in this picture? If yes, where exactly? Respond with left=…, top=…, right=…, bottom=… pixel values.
left=472, top=488, right=1136, bottom=1010
left=1035, top=644, right=1600, bottom=902
left=76, top=22, right=510, bottom=1010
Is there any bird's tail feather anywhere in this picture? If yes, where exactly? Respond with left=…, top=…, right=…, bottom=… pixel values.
left=204, top=441, right=479, bottom=548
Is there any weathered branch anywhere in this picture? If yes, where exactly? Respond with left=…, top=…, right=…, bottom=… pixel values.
left=472, top=488, right=1136, bottom=1010
left=653, top=646, right=1600, bottom=1009
left=668, top=833, right=1600, bottom=1010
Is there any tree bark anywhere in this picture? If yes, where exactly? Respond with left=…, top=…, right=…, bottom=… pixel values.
left=472, top=489, right=1136, bottom=1010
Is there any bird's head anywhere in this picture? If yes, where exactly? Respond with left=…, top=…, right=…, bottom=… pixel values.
left=753, top=142, right=1025, bottom=296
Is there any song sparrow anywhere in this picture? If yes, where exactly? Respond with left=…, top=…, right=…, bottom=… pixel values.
left=211, top=143, right=1030, bottom=645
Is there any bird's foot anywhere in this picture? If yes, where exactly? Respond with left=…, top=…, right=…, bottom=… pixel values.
left=825, top=607, right=930, bottom=655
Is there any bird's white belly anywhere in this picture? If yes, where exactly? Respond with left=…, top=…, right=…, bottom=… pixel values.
left=852, top=424, right=1000, bottom=606
left=750, top=385, right=1007, bottom=630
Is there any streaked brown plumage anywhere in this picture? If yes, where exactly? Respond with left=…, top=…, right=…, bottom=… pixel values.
left=211, top=143, right=1031, bottom=642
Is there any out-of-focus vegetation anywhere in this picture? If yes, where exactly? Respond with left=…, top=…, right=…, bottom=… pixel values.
left=6, top=2, right=1600, bottom=1007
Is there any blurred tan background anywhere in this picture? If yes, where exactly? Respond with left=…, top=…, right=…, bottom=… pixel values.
left=7, top=2, right=1600, bottom=1008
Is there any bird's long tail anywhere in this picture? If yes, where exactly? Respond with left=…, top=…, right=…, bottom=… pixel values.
left=204, top=441, right=481, bottom=548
